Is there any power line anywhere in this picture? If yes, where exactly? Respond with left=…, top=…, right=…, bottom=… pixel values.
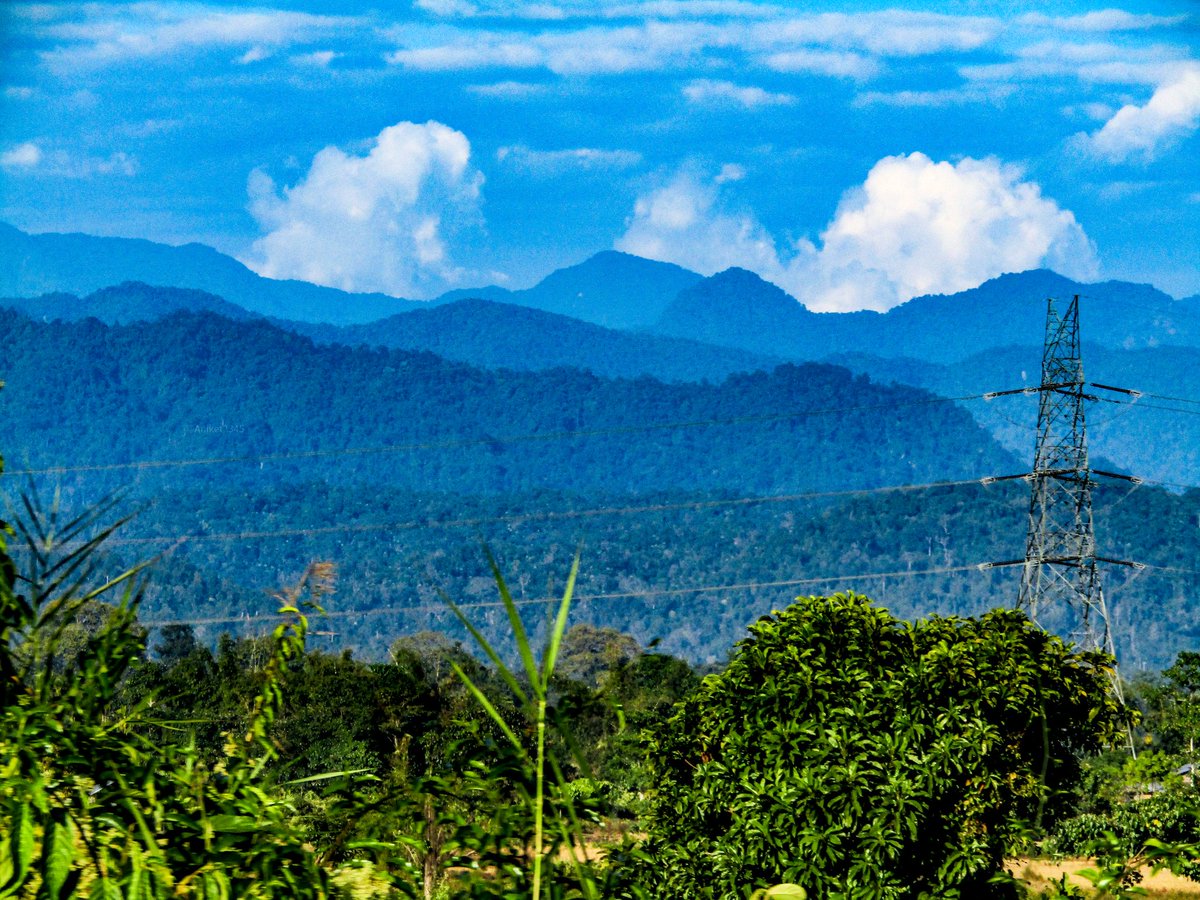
left=7, top=477, right=1000, bottom=550
left=7, top=470, right=1192, bottom=554
left=140, top=562, right=990, bottom=628
left=135, top=558, right=1200, bottom=630
left=7, top=387, right=1200, bottom=481
left=1, top=392, right=994, bottom=478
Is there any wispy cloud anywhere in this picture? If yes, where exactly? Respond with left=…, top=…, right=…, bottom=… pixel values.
left=603, top=1, right=783, bottom=19
left=388, top=10, right=1005, bottom=78
left=465, top=80, right=550, bottom=98
left=855, top=84, right=1015, bottom=108
left=292, top=50, right=338, bottom=67
left=415, top=0, right=568, bottom=19
left=763, top=49, right=879, bottom=79
left=38, top=5, right=359, bottom=71
left=1, top=142, right=138, bottom=178
left=683, top=78, right=795, bottom=108
left=1076, top=64, right=1200, bottom=163
left=1, top=142, right=42, bottom=170
left=496, top=144, right=643, bottom=173
left=390, top=21, right=715, bottom=75
left=752, top=11, right=998, bottom=57
left=1017, top=10, right=1188, bottom=32
left=961, top=41, right=1195, bottom=87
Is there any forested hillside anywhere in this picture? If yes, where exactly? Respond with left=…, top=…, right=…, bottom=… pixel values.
left=280, top=297, right=784, bottom=382
left=829, top=343, right=1200, bottom=485
left=0, top=308, right=1008, bottom=499
left=34, top=474, right=1200, bottom=671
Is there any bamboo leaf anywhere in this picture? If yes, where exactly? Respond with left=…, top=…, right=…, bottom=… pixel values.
left=42, top=811, right=78, bottom=900
left=446, top=595, right=529, bottom=707
left=1, top=801, right=34, bottom=891
left=540, top=550, right=580, bottom=693
left=207, top=814, right=260, bottom=834
left=483, top=545, right=540, bottom=691
left=452, top=661, right=526, bottom=755
left=751, top=885, right=807, bottom=899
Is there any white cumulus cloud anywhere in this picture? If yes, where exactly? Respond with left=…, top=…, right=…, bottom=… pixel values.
left=616, top=153, right=1098, bottom=312
left=245, top=121, right=484, bottom=298
left=802, top=153, right=1098, bottom=311
left=615, top=168, right=789, bottom=278
left=1078, top=64, right=1200, bottom=163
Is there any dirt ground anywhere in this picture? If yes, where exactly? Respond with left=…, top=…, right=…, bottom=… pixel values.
left=1010, top=857, right=1200, bottom=897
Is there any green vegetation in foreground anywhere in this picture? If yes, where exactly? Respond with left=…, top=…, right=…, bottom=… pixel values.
left=6, top=476, right=1200, bottom=896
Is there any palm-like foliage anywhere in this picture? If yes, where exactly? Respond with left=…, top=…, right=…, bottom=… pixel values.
left=0, top=482, right=339, bottom=897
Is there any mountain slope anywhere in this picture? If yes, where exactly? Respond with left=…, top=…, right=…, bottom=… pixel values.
left=443, top=251, right=703, bottom=330
left=0, top=222, right=419, bottom=324
left=281, top=297, right=781, bottom=382
left=509, top=250, right=702, bottom=329
left=654, top=267, right=1200, bottom=364
left=1, top=282, right=259, bottom=324
left=0, top=308, right=1013, bottom=499
left=825, top=342, right=1200, bottom=486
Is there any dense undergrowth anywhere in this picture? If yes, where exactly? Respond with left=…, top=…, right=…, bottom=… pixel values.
left=5, top=469, right=1200, bottom=897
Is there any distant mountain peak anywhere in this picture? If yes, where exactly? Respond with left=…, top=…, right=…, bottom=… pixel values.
left=484, top=249, right=702, bottom=330
left=0, top=222, right=418, bottom=325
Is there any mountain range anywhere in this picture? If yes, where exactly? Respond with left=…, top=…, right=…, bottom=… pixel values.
left=3, top=221, right=1199, bottom=668
left=5, top=223, right=1199, bottom=364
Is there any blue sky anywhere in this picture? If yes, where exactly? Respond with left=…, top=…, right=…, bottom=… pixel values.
left=1, top=1, right=1197, bottom=310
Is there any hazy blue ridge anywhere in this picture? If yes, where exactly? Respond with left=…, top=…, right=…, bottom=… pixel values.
left=653, top=266, right=1200, bottom=364
left=474, top=250, right=703, bottom=330
left=0, top=282, right=261, bottom=325
left=0, top=283, right=783, bottom=385
left=274, top=296, right=784, bottom=382
left=5, top=223, right=1196, bottom=366
left=0, top=222, right=419, bottom=325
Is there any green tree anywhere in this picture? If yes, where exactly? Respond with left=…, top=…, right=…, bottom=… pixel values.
left=556, top=623, right=640, bottom=688
left=1163, top=651, right=1200, bottom=755
left=636, top=593, right=1130, bottom=900
left=152, top=622, right=198, bottom=666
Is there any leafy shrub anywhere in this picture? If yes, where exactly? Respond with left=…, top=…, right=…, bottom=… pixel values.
left=1049, top=791, right=1200, bottom=876
left=636, top=593, right=1130, bottom=899
left=0, top=489, right=352, bottom=896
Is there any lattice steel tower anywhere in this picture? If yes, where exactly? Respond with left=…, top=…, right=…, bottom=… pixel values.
left=986, top=295, right=1140, bottom=656
left=1020, top=294, right=1110, bottom=650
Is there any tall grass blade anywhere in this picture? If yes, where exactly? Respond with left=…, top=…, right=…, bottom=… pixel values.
left=540, top=551, right=580, bottom=693
left=446, top=595, right=530, bottom=707
left=483, top=546, right=541, bottom=690
left=450, top=661, right=525, bottom=756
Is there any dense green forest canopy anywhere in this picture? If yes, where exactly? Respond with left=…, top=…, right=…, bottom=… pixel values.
left=32, top=477, right=1200, bottom=671
left=0, top=308, right=1010, bottom=498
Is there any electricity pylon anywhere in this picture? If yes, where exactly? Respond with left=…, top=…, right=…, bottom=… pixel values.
left=982, top=295, right=1141, bottom=658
